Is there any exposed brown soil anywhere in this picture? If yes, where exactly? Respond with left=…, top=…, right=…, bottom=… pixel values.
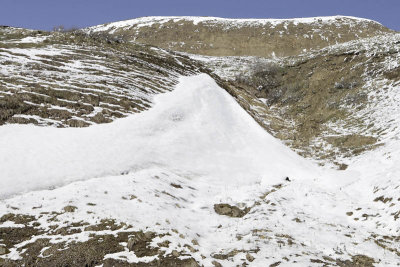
left=89, top=17, right=393, bottom=57
left=0, top=30, right=202, bottom=128
left=0, top=213, right=199, bottom=267
left=215, top=46, right=397, bottom=165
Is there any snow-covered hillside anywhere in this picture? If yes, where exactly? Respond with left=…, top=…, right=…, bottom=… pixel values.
left=1, top=75, right=399, bottom=266
left=0, top=27, right=200, bottom=127
left=0, top=74, right=314, bottom=198
left=1, top=15, right=400, bottom=267
left=189, top=32, right=400, bottom=169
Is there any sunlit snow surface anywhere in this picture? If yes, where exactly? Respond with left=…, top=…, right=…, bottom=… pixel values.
left=0, top=74, right=315, bottom=198
left=0, top=75, right=399, bottom=265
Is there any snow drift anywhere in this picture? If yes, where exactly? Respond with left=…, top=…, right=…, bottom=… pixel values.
left=0, top=74, right=317, bottom=198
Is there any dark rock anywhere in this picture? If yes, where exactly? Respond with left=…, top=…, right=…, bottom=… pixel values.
left=246, top=253, right=255, bottom=262
left=214, top=204, right=250, bottom=218
left=170, top=183, right=182, bottom=189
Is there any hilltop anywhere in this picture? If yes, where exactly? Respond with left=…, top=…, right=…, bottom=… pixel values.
left=86, top=16, right=393, bottom=57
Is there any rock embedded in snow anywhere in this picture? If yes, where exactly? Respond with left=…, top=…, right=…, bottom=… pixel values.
left=63, top=205, right=77, bottom=213
left=246, top=253, right=255, bottom=262
left=214, top=203, right=250, bottom=218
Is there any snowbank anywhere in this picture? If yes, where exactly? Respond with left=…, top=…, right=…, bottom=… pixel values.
left=0, top=74, right=317, bottom=198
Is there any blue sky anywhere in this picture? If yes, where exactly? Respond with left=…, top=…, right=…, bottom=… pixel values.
left=1, top=0, right=399, bottom=31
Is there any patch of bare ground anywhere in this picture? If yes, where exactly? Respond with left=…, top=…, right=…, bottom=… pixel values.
left=0, top=213, right=199, bottom=267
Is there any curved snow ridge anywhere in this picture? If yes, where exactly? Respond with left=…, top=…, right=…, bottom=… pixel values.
left=87, top=15, right=382, bottom=33
left=0, top=74, right=318, bottom=199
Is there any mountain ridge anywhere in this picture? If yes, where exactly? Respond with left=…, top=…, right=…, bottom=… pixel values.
left=85, top=15, right=394, bottom=57
left=87, top=15, right=385, bottom=31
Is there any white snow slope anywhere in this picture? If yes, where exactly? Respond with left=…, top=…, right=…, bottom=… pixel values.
left=0, top=74, right=399, bottom=265
left=0, top=74, right=315, bottom=198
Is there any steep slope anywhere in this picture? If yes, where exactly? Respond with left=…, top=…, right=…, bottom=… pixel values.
left=85, top=16, right=393, bottom=57
left=83, top=16, right=400, bottom=167
left=0, top=74, right=313, bottom=198
left=1, top=75, right=399, bottom=266
left=192, top=32, right=400, bottom=168
left=2, top=18, right=398, bottom=166
left=0, top=26, right=201, bottom=127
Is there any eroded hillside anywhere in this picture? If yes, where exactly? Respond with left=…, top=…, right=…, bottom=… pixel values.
left=86, top=16, right=393, bottom=57
left=83, top=16, right=400, bottom=167
left=202, top=33, right=400, bottom=167
left=0, top=26, right=202, bottom=127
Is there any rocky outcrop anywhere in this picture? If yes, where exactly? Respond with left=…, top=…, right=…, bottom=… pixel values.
left=214, top=203, right=250, bottom=218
